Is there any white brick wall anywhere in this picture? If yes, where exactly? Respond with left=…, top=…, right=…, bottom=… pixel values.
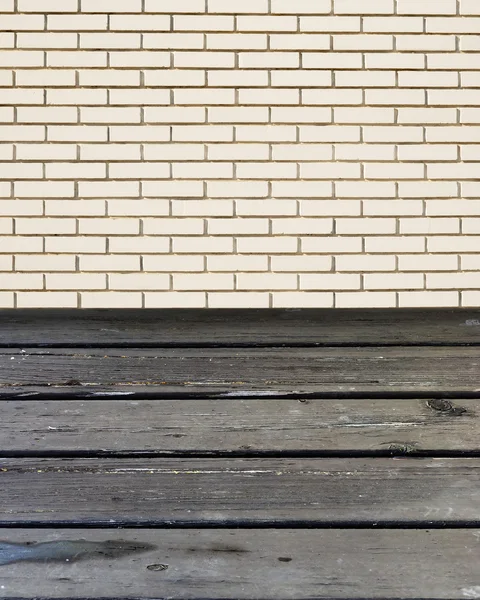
left=0, top=0, right=479, bottom=308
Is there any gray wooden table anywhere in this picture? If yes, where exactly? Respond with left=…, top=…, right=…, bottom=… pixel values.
left=0, top=308, right=479, bottom=599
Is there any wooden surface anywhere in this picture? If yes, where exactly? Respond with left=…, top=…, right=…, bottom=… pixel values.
left=1, top=457, right=478, bottom=524
left=1, top=529, right=480, bottom=599
left=2, top=346, right=480, bottom=396
left=1, top=309, right=479, bottom=599
left=1, top=308, right=480, bottom=346
left=2, top=399, right=478, bottom=453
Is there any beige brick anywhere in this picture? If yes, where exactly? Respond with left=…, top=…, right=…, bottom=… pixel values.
left=0, top=200, right=42, bottom=216
left=398, top=0, right=456, bottom=14
left=109, top=273, right=170, bottom=290
left=45, top=237, right=106, bottom=253
left=79, top=255, right=141, bottom=271
left=365, top=273, right=424, bottom=290
left=300, top=16, right=360, bottom=32
left=335, top=218, right=396, bottom=235
left=273, top=291, right=333, bottom=308
left=270, top=34, right=330, bottom=50
left=80, top=33, right=141, bottom=49
left=0, top=273, right=43, bottom=289
left=301, top=273, right=360, bottom=290
left=335, top=144, right=395, bottom=160
left=334, top=0, right=394, bottom=14
left=81, top=0, right=142, bottom=11
left=336, top=181, right=396, bottom=198
left=399, top=254, right=459, bottom=271
left=15, top=218, right=76, bottom=235
left=173, top=125, right=232, bottom=142
left=271, top=107, right=331, bottom=123
left=463, top=218, right=480, bottom=233
left=175, top=273, right=234, bottom=290
left=300, top=125, right=360, bottom=142
left=208, top=107, right=268, bottom=123
left=208, top=181, right=269, bottom=198
left=143, top=218, right=204, bottom=235
left=427, top=200, right=480, bottom=215
left=461, top=110, right=480, bottom=125
left=273, top=144, right=333, bottom=161
left=109, top=162, right=170, bottom=179
left=337, top=71, right=397, bottom=88
left=336, top=255, right=396, bottom=272
left=110, top=126, right=169, bottom=143
left=15, top=182, right=74, bottom=198
left=146, top=292, right=206, bottom=308
left=0, top=107, right=13, bottom=122
left=363, top=126, right=423, bottom=143
left=0, top=89, right=43, bottom=105
left=273, top=70, right=332, bottom=87
left=0, top=218, right=12, bottom=234
left=364, top=163, right=424, bottom=180
left=400, top=217, right=459, bottom=234
left=79, top=182, right=140, bottom=199
left=301, top=200, right=361, bottom=216
left=302, top=89, right=363, bottom=105
left=1, top=14, right=44, bottom=29
left=272, top=218, right=333, bottom=234
left=429, top=236, right=480, bottom=252
left=334, top=107, right=394, bottom=123
left=174, top=15, right=234, bottom=31
left=207, top=34, right=267, bottom=50
left=335, top=292, right=396, bottom=308
left=427, top=272, right=480, bottom=289
left=17, top=292, right=77, bottom=308
left=0, top=184, right=12, bottom=198
left=145, top=144, right=204, bottom=161
left=15, top=255, right=76, bottom=271
left=461, top=0, right=480, bottom=14
left=207, top=218, right=268, bottom=235
left=47, top=15, right=107, bottom=30
left=47, top=52, right=107, bottom=68
left=48, top=126, right=107, bottom=142
left=143, top=181, right=203, bottom=198
left=462, top=291, right=480, bottom=306
left=239, top=52, right=299, bottom=69
left=0, top=236, right=43, bottom=253
left=81, top=292, right=142, bottom=308
left=79, top=218, right=140, bottom=235
left=237, top=163, right=297, bottom=179
left=174, top=52, right=234, bottom=68
left=302, top=237, right=362, bottom=253
left=110, top=15, right=170, bottom=31
left=236, top=237, right=298, bottom=253
left=147, top=0, right=205, bottom=12
left=45, top=163, right=106, bottom=180
left=0, top=51, right=43, bottom=67
left=80, top=144, right=141, bottom=161
left=365, top=236, right=426, bottom=253
left=427, top=163, right=480, bottom=180
left=303, top=53, right=362, bottom=69
left=175, top=89, right=235, bottom=106
left=108, top=237, right=169, bottom=254
left=237, top=16, right=297, bottom=32
left=400, top=71, right=458, bottom=88
left=172, top=200, right=234, bottom=216
left=110, top=51, right=170, bottom=68
left=463, top=183, right=480, bottom=198
left=207, top=255, right=268, bottom=272
left=399, top=291, right=459, bottom=307
left=208, top=0, right=268, bottom=12
left=173, top=237, right=233, bottom=253
left=396, top=35, right=456, bottom=51
left=46, top=273, right=107, bottom=290
left=365, top=18, right=424, bottom=32
left=333, top=34, right=393, bottom=50
left=301, top=163, right=362, bottom=179
left=208, top=70, right=267, bottom=87
left=398, top=145, right=457, bottom=161
left=427, top=17, right=480, bottom=33
left=173, top=162, right=233, bottom=179
left=17, top=33, right=78, bottom=49
left=236, top=125, right=296, bottom=142
left=272, top=181, right=333, bottom=198
left=427, top=127, right=480, bottom=142
left=461, top=255, right=480, bottom=270
left=237, top=273, right=297, bottom=290
left=143, top=255, right=205, bottom=272
left=236, top=200, right=297, bottom=216
left=209, top=292, right=270, bottom=308
left=0, top=255, right=13, bottom=271
left=144, top=34, right=204, bottom=50
left=0, top=0, right=14, bottom=10
left=271, top=255, right=332, bottom=272
left=46, top=200, right=106, bottom=216
left=108, top=200, right=169, bottom=217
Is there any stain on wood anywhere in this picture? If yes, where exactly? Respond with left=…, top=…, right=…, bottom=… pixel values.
left=1, top=529, right=479, bottom=599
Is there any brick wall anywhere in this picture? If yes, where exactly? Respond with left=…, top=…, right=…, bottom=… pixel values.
left=1, top=0, right=479, bottom=309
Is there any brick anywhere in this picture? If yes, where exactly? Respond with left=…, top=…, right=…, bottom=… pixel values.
left=46, top=200, right=105, bottom=216
left=399, top=254, right=459, bottom=271
left=395, top=35, right=457, bottom=51
left=173, top=125, right=232, bottom=142
left=209, top=292, right=269, bottom=308
left=110, top=15, right=170, bottom=31
left=363, top=126, right=423, bottom=142
left=17, top=33, right=78, bottom=49
left=335, top=0, right=394, bottom=13
left=301, top=273, right=360, bottom=290
left=174, top=15, right=234, bottom=31
left=427, top=126, right=480, bottom=142
left=428, top=53, right=480, bottom=70
left=237, top=273, right=297, bottom=290
left=0, top=200, right=43, bottom=215
left=237, top=16, right=297, bottom=31
left=109, top=162, right=170, bottom=179
left=146, top=292, right=206, bottom=308
left=273, top=291, right=333, bottom=308
left=302, top=89, right=363, bottom=105
left=365, top=236, right=426, bottom=253
left=300, top=17, right=360, bottom=32
left=208, top=255, right=269, bottom=271
left=238, top=52, right=299, bottom=69
left=79, top=218, right=140, bottom=235
left=15, top=218, right=76, bottom=235
left=400, top=181, right=458, bottom=198
left=0, top=163, right=43, bottom=180
left=172, top=199, right=232, bottom=216
left=47, top=89, right=107, bottom=104
left=398, top=0, right=457, bottom=14
left=336, top=292, right=396, bottom=308
left=46, top=237, right=106, bottom=253
left=80, top=181, right=140, bottom=198
left=80, top=33, right=141, bottom=49
left=399, top=71, right=458, bottom=88
left=47, top=52, right=107, bottom=68
left=47, top=273, right=107, bottom=290
left=272, top=218, right=333, bottom=234
left=427, top=17, right=480, bottom=33
left=207, top=34, right=267, bottom=50
left=17, top=107, right=77, bottom=123
left=108, top=237, right=170, bottom=254
left=109, top=274, right=170, bottom=290
left=335, top=144, right=395, bottom=160
left=0, top=89, right=44, bottom=105
left=273, top=144, right=332, bottom=161
left=300, top=125, right=360, bottom=142
left=398, top=108, right=457, bottom=124
left=81, top=292, right=142, bottom=308
left=208, top=70, right=267, bottom=87
left=110, top=126, right=169, bottom=142
left=364, top=273, right=424, bottom=290
left=110, top=52, right=170, bottom=68
left=364, top=163, right=424, bottom=180
left=336, top=255, right=396, bottom=272
left=461, top=255, right=480, bottom=269
left=363, top=17, right=424, bottom=32
left=236, top=200, right=297, bottom=216
left=462, top=292, right=480, bottom=307
left=427, top=272, right=480, bottom=289
left=400, top=217, right=459, bottom=234
left=399, top=291, right=459, bottom=307
left=334, top=34, right=394, bottom=50
left=270, top=34, right=330, bottom=50
left=237, top=163, right=297, bottom=179
left=427, top=163, right=480, bottom=180
left=0, top=236, right=43, bottom=252
left=336, top=218, right=396, bottom=234
left=236, top=237, right=298, bottom=253
left=272, top=70, right=332, bottom=87
left=300, top=163, right=361, bottom=179
left=301, top=200, right=361, bottom=216
left=143, top=255, right=205, bottom=272
left=335, top=71, right=396, bottom=87
left=143, top=181, right=203, bottom=197
left=209, top=107, right=268, bottom=123
left=175, top=273, right=234, bottom=290
left=81, top=0, right=142, bottom=11
left=108, top=200, right=169, bottom=217
left=143, top=218, right=204, bottom=235
left=1, top=14, right=44, bottom=29
left=45, top=163, right=106, bottom=180
left=174, top=52, right=234, bottom=68
left=80, top=144, right=141, bottom=161
left=365, top=89, right=426, bottom=105
left=144, top=33, right=204, bottom=50
left=271, top=255, right=332, bottom=272
left=17, top=292, right=77, bottom=308
left=207, top=218, right=269, bottom=235
left=336, top=181, right=396, bottom=197
left=460, top=0, right=480, bottom=14
left=79, top=255, right=141, bottom=271
left=15, top=255, right=76, bottom=271
left=427, top=200, right=480, bottom=215
left=208, top=0, right=268, bottom=13
left=147, top=0, right=205, bottom=12
left=173, top=237, right=233, bottom=253
left=175, top=89, right=235, bottom=105
left=301, top=237, right=362, bottom=253
left=303, top=53, right=362, bottom=69
left=48, top=15, right=107, bottom=30
left=48, top=126, right=107, bottom=142
left=145, top=144, right=204, bottom=161
left=334, top=107, right=394, bottom=123
left=272, top=181, right=333, bottom=198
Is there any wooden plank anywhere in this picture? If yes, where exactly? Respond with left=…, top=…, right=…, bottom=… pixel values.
left=0, top=458, right=478, bottom=524
left=1, top=346, right=480, bottom=394
left=1, top=308, right=480, bottom=347
left=2, top=399, right=478, bottom=453
left=1, top=528, right=479, bottom=598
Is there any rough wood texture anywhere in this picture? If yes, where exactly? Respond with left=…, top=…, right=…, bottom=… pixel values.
left=1, top=308, right=480, bottom=346
left=1, top=347, right=480, bottom=395
left=1, top=458, right=478, bottom=524
left=1, top=528, right=479, bottom=599
left=2, top=399, right=478, bottom=453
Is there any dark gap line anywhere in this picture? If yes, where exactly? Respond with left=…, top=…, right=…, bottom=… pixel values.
left=0, top=520, right=479, bottom=530
left=0, top=597, right=452, bottom=600
left=4, top=390, right=480, bottom=400
left=0, top=342, right=480, bottom=349
left=1, top=450, right=480, bottom=459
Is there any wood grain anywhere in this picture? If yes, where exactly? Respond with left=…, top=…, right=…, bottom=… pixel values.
left=1, top=308, right=480, bottom=346
left=2, top=399, right=478, bottom=453
left=1, top=346, right=480, bottom=395
left=1, top=457, right=478, bottom=524
left=1, top=528, right=479, bottom=599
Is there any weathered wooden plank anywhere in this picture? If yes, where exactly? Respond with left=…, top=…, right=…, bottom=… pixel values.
left=1, top=347, right=480, bottom=394
left=2, top=399, right=477, bottom=453
left=1, top=528, right=479, bottom=598
left=1, top=308, right=480, bottom=346
left=0, top=458, right=478, bottom=524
